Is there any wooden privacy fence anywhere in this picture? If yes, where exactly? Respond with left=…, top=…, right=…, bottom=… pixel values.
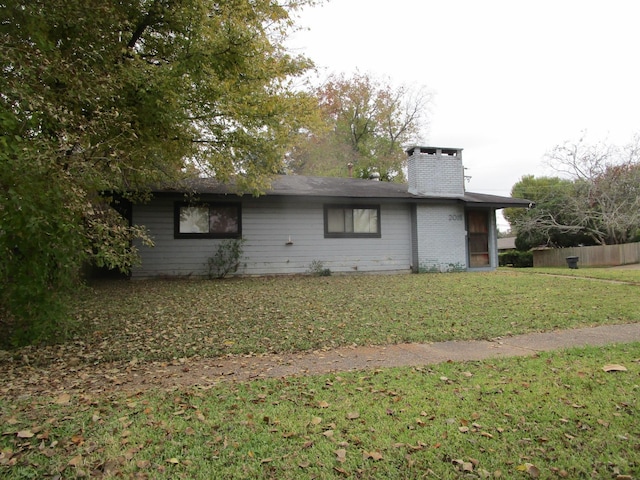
left=533, top=242, right=640, bottom=268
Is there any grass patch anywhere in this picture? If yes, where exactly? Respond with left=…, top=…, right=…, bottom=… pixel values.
left=1, top=343, right=638, bottom=478
left=3, top=270, right=638, bottom=367
left=522, top=266, right=640, bottom=284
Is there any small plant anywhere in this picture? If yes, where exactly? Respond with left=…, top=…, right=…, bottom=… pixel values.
left=206, top=238, right=245, bottom=279
left=307, top=259, right=331, bottom=276
left=418, top=263, right=441, bottom=273
left=419, top=262, right=466, bottom=273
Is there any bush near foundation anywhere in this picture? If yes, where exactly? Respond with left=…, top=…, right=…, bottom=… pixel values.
left=499, top=250, right=533, bottom=267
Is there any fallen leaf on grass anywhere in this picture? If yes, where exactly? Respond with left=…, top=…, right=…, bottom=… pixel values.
left=517, top=462, right=540, bottom=478
left=55, top=393, right=71, bottom=405
left=346, top=412, right=360, bottom=420
left=334, top=448, right=347, bottom=463
left=334, top=466, right=349, bottom=475
left=166, top=458, right=180, bottom=464
left=68, top=455, right=83, bottom=467
left=16, top=430, right=34, bottom=438
left=602, top=364, right=627, bottom=372
left=0, top=450, right=15, bottom=466
left=363, top=451, right=383, bottom=461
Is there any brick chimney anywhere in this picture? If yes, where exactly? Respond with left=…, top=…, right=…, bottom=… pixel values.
left=406, top=146, right=465, bottom=196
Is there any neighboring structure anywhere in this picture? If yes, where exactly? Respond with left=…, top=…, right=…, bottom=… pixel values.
left=497, top=236, right=517, bottom=252
left=130, top=146, right=530, bottom=278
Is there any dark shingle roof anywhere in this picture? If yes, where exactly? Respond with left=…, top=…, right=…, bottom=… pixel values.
left=154, top=175, right=531, bottom=208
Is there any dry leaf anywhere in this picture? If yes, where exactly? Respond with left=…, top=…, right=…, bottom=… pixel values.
left=346, top=412, right=360, bottom=420
left=55, top=393, right=71, bottom=405
left=602, top=364, right=627, bottom=372
left=68, top=455, right=83, bottom=467
left=517, top=463, right=540, bottom=478
left=334, top=448, right=347, bottom=463
left=363, top=451, right=383, bottom=461
left=311, top=417, right=322, bottom=425
left=318, top=401, right=329, bottom=408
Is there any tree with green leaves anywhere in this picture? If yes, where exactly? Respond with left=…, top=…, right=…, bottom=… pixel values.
left=504, top=135, right=640, bottom=250
left=287, top=72, right=432, bottom=181
left=1, top=0, right=318, bottom=345
left=503, top=175, right=590, bottom=250
left=545, top=135, right=640, bottom=245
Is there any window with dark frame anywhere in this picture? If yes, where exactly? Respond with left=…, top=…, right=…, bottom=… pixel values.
left=174, top=202, right=241, bottom=239
left=324, top=205, right=381, bottom=238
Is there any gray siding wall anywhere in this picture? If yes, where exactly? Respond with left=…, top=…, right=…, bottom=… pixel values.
left=131, top=197, right=413, bottom=278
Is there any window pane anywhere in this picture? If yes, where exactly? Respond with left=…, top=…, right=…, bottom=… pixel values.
left=353, top=208, right=378, bottom=233
left=180, top=206, right=209, bottom=233
left=344, top=209, right=354, bottom=233
left=210, top=206, right=238, bottom=233
left=327, top=208, right=345, bottom=233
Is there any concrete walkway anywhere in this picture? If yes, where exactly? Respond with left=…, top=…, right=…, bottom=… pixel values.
left=126, top=323, right=640, bottom=389
left=3, top=323, right=639, bottom=397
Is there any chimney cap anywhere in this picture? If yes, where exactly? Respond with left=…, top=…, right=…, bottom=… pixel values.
left=405, top=146, right=463, bottom=157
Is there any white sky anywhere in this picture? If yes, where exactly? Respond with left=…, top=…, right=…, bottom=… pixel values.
left=288, top=0, right=640, bottom=229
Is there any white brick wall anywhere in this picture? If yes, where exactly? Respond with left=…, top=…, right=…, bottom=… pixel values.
left=415, top=204, right=467, bottom=272
left=407, top=148, right=464, bottom=196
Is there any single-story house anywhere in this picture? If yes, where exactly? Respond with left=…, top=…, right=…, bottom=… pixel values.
left=130, top=146, right=531, bottom=278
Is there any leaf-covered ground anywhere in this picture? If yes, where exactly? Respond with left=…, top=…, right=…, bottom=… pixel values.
left=1, top=344, right=639, bottom=479
left=1, top=270, right=639, bottom=478
left=10, top=271, right=640, bottom=363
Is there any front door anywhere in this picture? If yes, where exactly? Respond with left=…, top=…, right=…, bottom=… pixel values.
left=467, top=210, right=490, bottom=268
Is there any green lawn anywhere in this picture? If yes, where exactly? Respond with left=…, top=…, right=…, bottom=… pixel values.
left=1, top=269, right=639, bottom=478
left=6, top=268, right=639, bottom=367
left=1, top=344, right=638, bottom=479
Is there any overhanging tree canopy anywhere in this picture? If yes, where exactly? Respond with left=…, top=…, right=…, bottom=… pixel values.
left=0, top=0, right=318, bottom=344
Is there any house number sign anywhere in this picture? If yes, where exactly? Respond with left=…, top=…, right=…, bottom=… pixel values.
left=448, top=214, right=463, bottom=221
